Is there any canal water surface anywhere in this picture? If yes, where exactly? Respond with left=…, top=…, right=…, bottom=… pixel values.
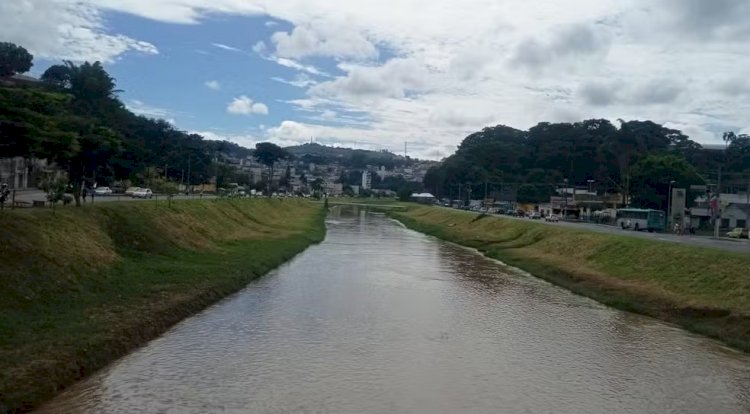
left=37, top=206, right=750, bottom=413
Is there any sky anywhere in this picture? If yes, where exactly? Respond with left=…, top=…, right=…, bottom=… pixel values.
left=2, top=0, right=750, bottom=159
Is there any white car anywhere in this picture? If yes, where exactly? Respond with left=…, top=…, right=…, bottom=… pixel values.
left=124, top=186, right=141, bottom=196
left=545, top=214, right=560, bottom=222
left=93, top=186, right=112, bottom=196
left=132, top=188, right=153, bottom=199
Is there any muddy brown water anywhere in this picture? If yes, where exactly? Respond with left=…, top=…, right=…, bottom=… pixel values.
left=36, top=206, right=750, bottom=413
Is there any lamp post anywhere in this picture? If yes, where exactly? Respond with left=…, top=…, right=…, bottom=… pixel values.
left=562, top=178, right=568, bottom=219
left=667, top=180, right=675, bottom=229
left=587, top=179, right=595, bottom=193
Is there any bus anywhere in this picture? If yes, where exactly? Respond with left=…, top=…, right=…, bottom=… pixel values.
left=615, top=208, right=665, bottom=232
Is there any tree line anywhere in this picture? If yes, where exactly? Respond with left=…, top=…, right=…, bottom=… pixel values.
left=423, top=119, right=749, bottom=211
left=0, top=42, right=276, bottom=205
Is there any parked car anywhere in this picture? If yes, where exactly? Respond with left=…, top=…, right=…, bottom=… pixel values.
left=93, top=186, right=112, bottom=196
left=132, top=188, right=153, bottom=199
left=528, top=212, right=542, bottom=220
left=124, top=186, right=141, bottom=196
left=725, top=228, right=749, bottom=239
left=545, top=214, right=560, bottom=222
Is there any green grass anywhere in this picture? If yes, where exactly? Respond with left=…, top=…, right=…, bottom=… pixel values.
left=390, top=205, right=750, bottom=353
left=0, top=199, right=325, bottom=413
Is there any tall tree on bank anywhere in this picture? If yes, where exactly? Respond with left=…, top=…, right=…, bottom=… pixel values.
left=254, top=142, right=289, bottom=196
left=0, top=42, right=33, bottom=77
left=629, top=153, right=704, bottom=211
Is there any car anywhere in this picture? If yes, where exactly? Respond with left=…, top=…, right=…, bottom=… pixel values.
left=545, top=214, right=560, bottom=222
left=132, top=188, right=153, bottom=199
left=93, top=186, right=112, bottom=196
left=725, top=228, right=748, bottom=239
left=528, top=212, right=542, bottom=220
left=124, top=186, right=141, bottom=196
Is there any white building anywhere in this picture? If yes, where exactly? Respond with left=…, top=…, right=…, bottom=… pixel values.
left=721, top=203, right=750, bottom=229
left=325, top=182, right=343, bottom=196
left=361, top=171, right=372, bottom=190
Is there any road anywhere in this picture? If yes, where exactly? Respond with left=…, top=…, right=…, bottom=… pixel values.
left=9, top=189, right=216, bottom=204
left=494, top=212, right=749, bottom=254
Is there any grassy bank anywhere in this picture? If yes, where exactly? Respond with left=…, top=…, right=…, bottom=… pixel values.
left=390, top=205, right=750, bottom=352
left=0, top=199, right=325, bottom=413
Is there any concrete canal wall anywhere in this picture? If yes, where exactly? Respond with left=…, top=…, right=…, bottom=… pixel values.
left=0, top=199, right=326, bottom=413
left=390, top=205, right=750, bottom=354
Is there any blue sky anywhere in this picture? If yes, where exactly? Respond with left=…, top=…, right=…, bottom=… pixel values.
left=3, top=1, right=750, bottom=159
left=103, top=13, right=322, bottom=142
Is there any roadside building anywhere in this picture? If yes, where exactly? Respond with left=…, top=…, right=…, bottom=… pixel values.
left=721, top=203, right=750, bottom=230
left=361, top=171, right=372, bottom=190
left=411, top=193, right=436, bottom=204
left=325, top=182, right=343, bottom=196
left=0, top=157, right=52, bottom=190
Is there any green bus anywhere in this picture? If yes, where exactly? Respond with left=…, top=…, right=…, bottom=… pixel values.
left=615, top=208, right=665, bottom=232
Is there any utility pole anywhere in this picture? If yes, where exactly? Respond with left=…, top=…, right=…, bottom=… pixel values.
left=186, top=153, right=192, bottom=195
left=714, top=166, right=722, bottom=238
left=563, top=178, right=568, bottom=219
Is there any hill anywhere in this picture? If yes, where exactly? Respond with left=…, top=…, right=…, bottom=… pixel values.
left=285, top=143, right=413, bottom=168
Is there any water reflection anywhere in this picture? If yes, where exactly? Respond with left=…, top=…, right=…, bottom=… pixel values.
left=36, top=206, right=750, bottom=414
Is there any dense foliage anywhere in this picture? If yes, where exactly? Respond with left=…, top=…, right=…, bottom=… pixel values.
left=0, top=46, right=252, bottom=205
left=0, top=42, right=33, bottom=77
left=286, top=143, right=412, bottom=169
left=424, top=119, right=748, bottom=207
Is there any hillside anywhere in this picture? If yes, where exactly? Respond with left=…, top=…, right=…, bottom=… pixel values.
left=285, top=142, right=413, bottom=168
left=0, top=199, right=325, bottom=412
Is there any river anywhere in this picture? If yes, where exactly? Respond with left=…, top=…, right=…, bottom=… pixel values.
left=36, top=206, right=750, bottom=413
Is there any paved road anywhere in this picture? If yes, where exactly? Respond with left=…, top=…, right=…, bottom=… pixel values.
left=492, top=212, right=749, bottom=254
left=9, top=190, right=216, bottom=204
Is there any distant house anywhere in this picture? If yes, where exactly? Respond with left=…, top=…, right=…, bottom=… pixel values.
left=410, top=192, right=436, bottom=204
left=721, top=203, right=750, bottom=229
left=0, top=74, right=42, bottom=87
left=0, top=157, right=52, bottom=190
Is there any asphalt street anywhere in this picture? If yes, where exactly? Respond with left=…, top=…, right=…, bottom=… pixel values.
left=10, top=189, right=215, bottom=204
left=496, top=213, right=749, bottom=254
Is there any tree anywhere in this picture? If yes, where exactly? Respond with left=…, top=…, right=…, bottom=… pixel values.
left=310, top=178, right=325, bottom=198
left=39, top=173, right=69, bottom=215
left=630, top=154, right=704, bottom=211
left=0, top=42, right=33, bottom=77
left=397, top=187, right=412, bottom=201
left=254, top=142, right=288, bottom=196
left=41, top=64, right=73, bottom=89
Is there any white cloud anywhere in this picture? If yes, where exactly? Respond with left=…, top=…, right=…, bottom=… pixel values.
left=211, top=42, right=243, bottom=53
left=271, top=24, right=378, bottom=60
left=227, top=96, right=269, bottom=115
left=311, top=58, right=429, bottom=99
left=8, top=0, right=750, bottom=157
left=126, top=99, right=172, bottom=119
left=251, top=40, right=327, bottom=76
left=0, top=0, right=157, bottom=63
left=204, top=80, right=221, bottom=91
left=271, top=74, right=317, bottom=88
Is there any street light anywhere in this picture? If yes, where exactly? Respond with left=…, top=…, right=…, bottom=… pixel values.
left=667, top=180, right=676, bottom=228
left=587, top=179, right=595, bottom=193
left=562, top=178, right=569, bottom=219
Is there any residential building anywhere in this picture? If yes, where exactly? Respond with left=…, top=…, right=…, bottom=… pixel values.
left=411, top=193, right=436, bottom=204
left=721, top=203, right=750, bottom=229
left=361, top=171, right=372, bottom=190
left=325, top=182, right=343, bottom=196
left=0, top=157, right=51, bottom=190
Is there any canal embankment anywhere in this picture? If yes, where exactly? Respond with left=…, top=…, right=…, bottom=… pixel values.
left=389, top=205, right=750, bottom=353
left=0, top=199, right=325, bottom=413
